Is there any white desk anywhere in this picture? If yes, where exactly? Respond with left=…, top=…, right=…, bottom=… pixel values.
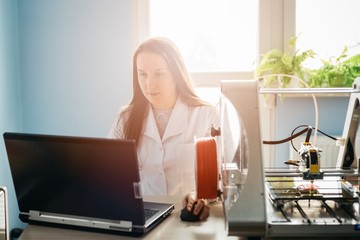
left=18, top=195, right=242, bottom=240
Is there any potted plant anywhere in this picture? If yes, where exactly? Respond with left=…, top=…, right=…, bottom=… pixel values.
left=256, top=36, right=360, bottom=89
left=308, top=47, right=360, bottom=88
left=255, top=36, right=315, bottom=88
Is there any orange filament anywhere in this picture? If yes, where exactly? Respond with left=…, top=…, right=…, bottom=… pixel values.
left=195, top=137, right=218, bottom=200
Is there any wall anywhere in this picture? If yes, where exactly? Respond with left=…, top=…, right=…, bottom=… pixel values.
left=0, top=0, right=23, bottom=230
left=1, top=0, right=133, bottom=231
left=18, top=0, right=133, bottom=137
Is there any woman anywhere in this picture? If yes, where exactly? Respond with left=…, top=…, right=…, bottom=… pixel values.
left=108, top=37, right=219, bottom=220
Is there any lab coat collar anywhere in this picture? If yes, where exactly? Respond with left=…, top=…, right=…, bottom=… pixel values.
left=142, top=98, right=188, bottom=143
left=162, top=98, right=188, bottom=141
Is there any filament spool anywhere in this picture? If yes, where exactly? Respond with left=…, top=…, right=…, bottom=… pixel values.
left=195, top=137, right=218, bottom=200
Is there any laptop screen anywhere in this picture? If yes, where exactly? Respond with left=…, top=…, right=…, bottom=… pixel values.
left=4, top=132, right=145, bottom=225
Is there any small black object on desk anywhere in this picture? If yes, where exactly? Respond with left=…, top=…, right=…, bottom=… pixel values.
left=180, top=203, right=200, bottom=222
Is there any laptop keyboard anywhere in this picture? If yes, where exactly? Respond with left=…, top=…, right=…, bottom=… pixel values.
left=144, top=208, right=159, bottom=221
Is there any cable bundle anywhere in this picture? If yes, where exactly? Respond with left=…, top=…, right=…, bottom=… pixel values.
left=195, top=137, right=218, bottom=200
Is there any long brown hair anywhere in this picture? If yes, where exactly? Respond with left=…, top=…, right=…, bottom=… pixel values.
left=120, top=37, right=207, bottom=144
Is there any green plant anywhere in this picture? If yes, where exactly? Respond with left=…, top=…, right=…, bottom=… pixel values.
left=308, top=47, right=360, bottom=88
left=255, top=36, right=315, bottom=88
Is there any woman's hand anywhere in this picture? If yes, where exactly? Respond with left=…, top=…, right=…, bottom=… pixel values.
left=182, top=192, right=210, bottom=220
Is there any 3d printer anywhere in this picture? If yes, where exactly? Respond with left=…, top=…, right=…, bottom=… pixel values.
left=218, top=78, right=360, bottom=239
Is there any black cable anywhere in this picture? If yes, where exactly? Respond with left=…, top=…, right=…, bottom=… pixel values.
left=305, top=127, right=312, bottom=142
left=290, top=125, right=338, bottom=152
left=263, top=124, right=339, bottom=153
left=290, top=125, right=309, bottom=152
left=312, top=127, right=338, bottom=141
left=262, top=128, right=308, bottom=145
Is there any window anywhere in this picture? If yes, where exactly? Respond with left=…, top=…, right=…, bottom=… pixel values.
left=136, top=0, right=258, bottom=85
left=136, top=0, right=360, bottom=83
left=295, top=0, right=360, bottom=68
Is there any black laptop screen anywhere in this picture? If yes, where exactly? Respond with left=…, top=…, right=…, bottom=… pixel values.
left=4, top=132, right=145, bottom=225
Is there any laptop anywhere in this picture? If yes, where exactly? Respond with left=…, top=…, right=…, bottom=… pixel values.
left=3, top=132, right=174, bottom=236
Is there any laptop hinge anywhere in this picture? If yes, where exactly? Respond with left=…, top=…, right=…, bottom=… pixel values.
left=29, top=210, right=133, bottom=232
left=133, top=182, right=142, bottom=199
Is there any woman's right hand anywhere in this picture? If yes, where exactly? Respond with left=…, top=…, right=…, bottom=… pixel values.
left=182, top=192, right=210, bottom=220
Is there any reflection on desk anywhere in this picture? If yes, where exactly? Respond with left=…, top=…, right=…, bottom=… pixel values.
left=18, top=195, right=241, bottom=240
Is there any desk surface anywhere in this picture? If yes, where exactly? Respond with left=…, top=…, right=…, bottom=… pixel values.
left=18, top=195, right=242, bottom=240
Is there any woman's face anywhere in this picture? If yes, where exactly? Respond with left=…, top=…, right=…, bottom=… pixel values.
left=137, top=52, right=178, bottom=110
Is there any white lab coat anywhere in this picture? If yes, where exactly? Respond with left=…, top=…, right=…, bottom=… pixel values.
left=108, top=98, right=219, bottom=196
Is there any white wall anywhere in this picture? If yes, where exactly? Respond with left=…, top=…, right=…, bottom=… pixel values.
left=18, top=0, right=133, bottom=137
left=0, top=0, right=23, bottom=230
left=1, top=0, right=134, bottom=231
